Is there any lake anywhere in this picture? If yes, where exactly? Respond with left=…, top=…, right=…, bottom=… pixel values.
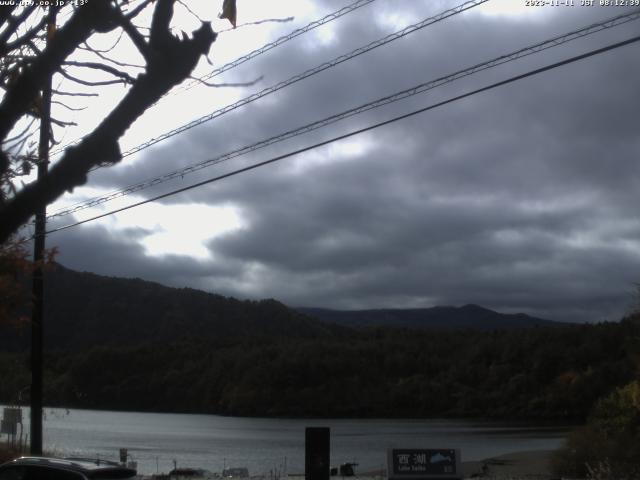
left=8, top=407, right=569, bottom=475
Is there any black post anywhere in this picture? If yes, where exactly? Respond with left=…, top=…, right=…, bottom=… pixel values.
left=305, top=427, right=330, bottom=480
left=30, top=7, right=56, bottom=456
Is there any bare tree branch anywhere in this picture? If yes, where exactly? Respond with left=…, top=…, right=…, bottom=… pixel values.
left=0, top=6, right=18, bottom=29
left=50, top=118, right=76, bottom=128
left=82, top=46, right=145, bottom=70
left=26, top=39, right=42, bottom=56
left=64, top=60, right=135, bottom=83
left=116, top=12, right=151, bottom=60
left=0, top=0, right=217, bottom=243
left=59, top=64, right=135, bottom=86
left=150, top=0, right=174, bottom=49
left=0, top=1, right=121, bottom=142
left=81, top=29, right=124, bottom=54
left=52, top=89, right=99, bottom=97
left=51, top=101, right=87, bottom=112
left=4, top=133, right=31, bottom=156
left=0, top=5, right=39, bottom=54
left=2, top=116, right=37, bottom=145
left=58, top=74, right=127, bottom=87
left=4, top=14, right=48, bottom=55
left=177, top=0, right=204, bottom=23
left=124, top=0, right=156, bottom=20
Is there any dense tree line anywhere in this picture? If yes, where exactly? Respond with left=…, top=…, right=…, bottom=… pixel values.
left=1, top=316, right=638, bottom=421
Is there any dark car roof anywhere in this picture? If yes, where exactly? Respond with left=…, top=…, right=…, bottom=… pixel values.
left=0, top=457, right=137, bottom=478
left=168, top=468, right=211, bottom=476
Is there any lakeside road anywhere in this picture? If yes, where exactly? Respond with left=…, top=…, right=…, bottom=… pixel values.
left=1, top=448, right=558, bottom=480
left=462, top=449, right=555, bottom=479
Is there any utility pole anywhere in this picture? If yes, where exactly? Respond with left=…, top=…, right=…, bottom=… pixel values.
left=31, top=6, right=56, bottom=456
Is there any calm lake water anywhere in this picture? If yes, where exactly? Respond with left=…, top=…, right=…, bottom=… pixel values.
left=9, top=407, right=569, bottom=475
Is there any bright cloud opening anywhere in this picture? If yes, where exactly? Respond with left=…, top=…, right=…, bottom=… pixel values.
left=92, top=201, right=245, bottom=259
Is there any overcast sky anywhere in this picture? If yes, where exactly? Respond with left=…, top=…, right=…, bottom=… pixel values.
left=40, top=0, right=640, bottom=323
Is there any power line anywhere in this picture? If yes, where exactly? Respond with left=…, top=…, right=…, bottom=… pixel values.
left=182, top=0, right=378, bottom=90
left=44, top=0, right=490, bottom=218
left=46, top=8, right=640, bottom=221
left=47, top=0, right=488, bottom=217
left=44, top=34, right=640, bottom=236
left=48, top=0, right=380, bottom=159
left=117, top=0, right=489, bottom=159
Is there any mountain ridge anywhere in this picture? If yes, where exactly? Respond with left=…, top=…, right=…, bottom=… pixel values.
left=297, top=304, right=565, bottom=330
left=2, top=264, right=567, bottom=351
left=1, top=263, right=341, bottom=351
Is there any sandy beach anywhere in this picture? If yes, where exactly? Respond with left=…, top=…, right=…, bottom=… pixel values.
left=462, top=449, right=556, bottom=479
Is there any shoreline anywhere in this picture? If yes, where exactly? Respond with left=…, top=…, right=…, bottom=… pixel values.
left=462, top=449, right=556, bottom=479
left=2, top=446, right=558, bottom=479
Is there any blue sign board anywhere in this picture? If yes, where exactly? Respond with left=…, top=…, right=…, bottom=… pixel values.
left=387, top=449, right=461, bottom=480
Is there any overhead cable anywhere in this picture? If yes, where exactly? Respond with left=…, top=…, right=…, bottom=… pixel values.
left=46, top=8, right=640, bottom=221
left=47, top=0, right=489, bottom=217
left=182, top=0, right=379, bottom=90
left=44, top=34, right=640, bottom=236
left=117, top=0, right=489, bottom=159
left=48, top=0, right=380, bottom=158
left=47, top=0, right=490, bottom=219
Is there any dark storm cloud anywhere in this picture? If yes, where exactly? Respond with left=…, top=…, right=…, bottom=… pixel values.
left=58, top=2, right=640, bottom=323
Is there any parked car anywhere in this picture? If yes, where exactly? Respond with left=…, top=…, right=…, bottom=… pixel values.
left=168, top=467, right=216, bottom=479
left=0, top=456, right=137, bottom=480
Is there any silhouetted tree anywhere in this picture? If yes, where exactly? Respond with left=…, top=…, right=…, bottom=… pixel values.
left=0, top=0, right=226, bottom=243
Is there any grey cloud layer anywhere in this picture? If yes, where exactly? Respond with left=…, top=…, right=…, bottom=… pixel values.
left=53, top=3, right=640, bottom=322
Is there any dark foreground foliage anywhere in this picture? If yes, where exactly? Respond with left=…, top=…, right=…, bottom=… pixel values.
left=552, top=380, right=640, bottom=479
left=1, top=317, right=638, bottom=420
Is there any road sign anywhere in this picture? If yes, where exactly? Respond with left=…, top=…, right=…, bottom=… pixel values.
left=1, top=408, right=22, bottom=435
left=1, top=420, right=17, bottom=435
left=387, top=449, right=462, bottom=480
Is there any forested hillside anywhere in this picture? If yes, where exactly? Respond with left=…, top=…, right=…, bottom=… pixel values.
left=1, top=264, right=637, bottom=420
left=0, top=264, right=342, bottom=351
left=1, top=316, right=637, bottom=420
left=0, top=265, right=558, bottom=351
left=0, top=265, right=566, bottom=352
